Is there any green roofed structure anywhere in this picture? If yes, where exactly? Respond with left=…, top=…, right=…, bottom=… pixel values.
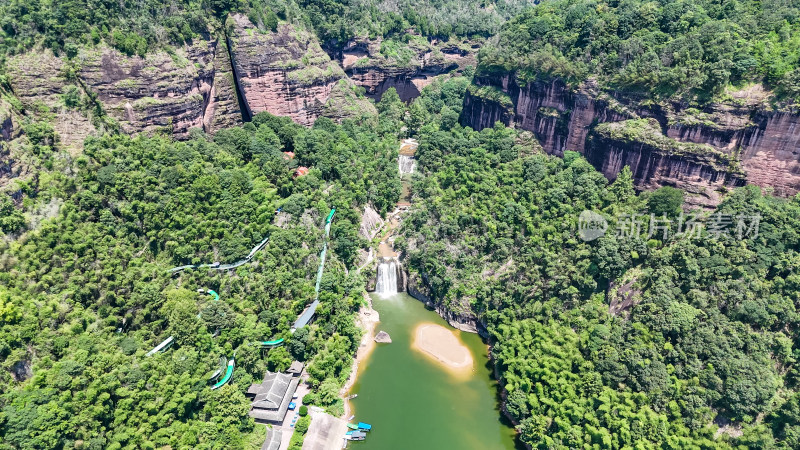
left=210, top=358, right=234, bottom=390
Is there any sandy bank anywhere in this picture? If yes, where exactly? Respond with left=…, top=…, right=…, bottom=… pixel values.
left=341, top=293, right=380, bottom=419
left=412, top=322, right=474, bottom=376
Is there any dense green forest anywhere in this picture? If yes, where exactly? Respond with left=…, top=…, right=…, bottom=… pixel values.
left=0, top=105, right=403, bottom=448
left=2, top=0, right=800, bottom=448
left=0, top=0, right=526, bottom=59
left=478, top=0, right=800, bottom=100
left=399, top=75, right=800, bottom=447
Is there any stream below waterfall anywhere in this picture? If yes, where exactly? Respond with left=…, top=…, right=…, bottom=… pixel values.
left=344, top=142, right=517, bottom=449
left=347, top=291, right=519, bottom=449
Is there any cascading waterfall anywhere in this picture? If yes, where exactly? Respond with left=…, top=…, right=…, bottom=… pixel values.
left=375, top=259, right=398, bottom=297
left=398, top=155, right=416, bottom=175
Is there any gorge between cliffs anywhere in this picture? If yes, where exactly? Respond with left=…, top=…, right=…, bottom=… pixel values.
left=3, top=2, right=800, bottom=448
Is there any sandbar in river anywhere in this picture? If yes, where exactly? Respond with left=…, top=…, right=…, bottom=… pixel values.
left=411, top=322, right=475, bottom=377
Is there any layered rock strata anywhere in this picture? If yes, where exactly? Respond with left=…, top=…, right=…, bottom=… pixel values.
left=227, top=16, right=374, bottom=125
left=463, top=76, right=800, bottom=200
left=338, top=37, right=474, bottom=102
left=6, top=40, right=242, bottom=146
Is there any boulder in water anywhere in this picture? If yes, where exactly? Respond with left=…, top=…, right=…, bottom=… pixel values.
left=375, top=331, right=392, bottom=343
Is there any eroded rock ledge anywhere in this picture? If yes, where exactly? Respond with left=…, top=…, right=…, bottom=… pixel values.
left=6, top=39, right=242, bottom=148
left=463, top=76, right=800, bottom=203
left=3, top=16, right=377, bottom=150
left=336, top=37, right=476, bottom=102
left=227, top=15, right=374, bottom=126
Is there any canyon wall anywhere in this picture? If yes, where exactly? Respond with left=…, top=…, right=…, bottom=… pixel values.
left=6, top=39, right=242, bottom=148
left=463, top=76, right=800, bottom=202
left=337, top=38, right=476, bottom=102
left=227, top=15, right=374, bottom=126
left=206, top=40, right=244, bottom=133
left=405, top=270, right=485, bottom=336
left=0, top=98, right=17, bottom=142
left=586, top=119, right=747, bottom=206
left=3, top=15, right=378, bottom=150
left=5, top=51, right=98, bottom=150
left=76, top=40, right=240, bottom=140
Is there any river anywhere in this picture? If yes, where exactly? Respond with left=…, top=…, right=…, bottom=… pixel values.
left=347, top=292, right=519, bottom=449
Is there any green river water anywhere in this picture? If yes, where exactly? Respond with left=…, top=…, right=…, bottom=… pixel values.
left=348, top=292, right=519, bottom=449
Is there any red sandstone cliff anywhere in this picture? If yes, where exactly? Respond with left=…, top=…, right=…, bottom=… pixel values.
left=338, top=37, right=475, bottom=102
left=6, top=39, right=242, bottom=148
left=227, top=15, right=374, bottom=125
left=463, top=76, right=800, bottom=202
left=4, top=15, right=377, bottom=151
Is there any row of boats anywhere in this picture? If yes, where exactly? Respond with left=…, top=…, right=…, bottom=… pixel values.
left=346, top=422, right=372, bottom=441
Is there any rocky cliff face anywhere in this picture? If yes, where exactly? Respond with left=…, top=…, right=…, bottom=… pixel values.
left=338, top=38, right=473, bottom=102
left=228, top=16, right=374, bottom=126
left=205, top=40, right=244, bottom=133
left=463, top=76, right=800, bottom=201
left=76, top=40, right=239, bottom=139
left=586, top=119, right=747, bottom=206
left=359, top=205, right=384, bottom=240
left=5, top=51, right=98, bottom=150
left=6, top=16, right=378, bottom=148
left=6, top=39, right=242, bottom=147
left=405, top=269, right=484, bottom=335
left=0, top=97, right=17, bottom=142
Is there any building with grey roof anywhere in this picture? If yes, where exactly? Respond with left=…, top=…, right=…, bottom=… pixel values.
left=292, top=300, right=319, bottom=330
left=286, top=360, right=304, bottom=377
left=247, top=370, right=300, bottom=424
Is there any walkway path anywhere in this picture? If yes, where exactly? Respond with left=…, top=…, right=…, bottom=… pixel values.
left=277, top=382, right=310, bottom=450
left=302, top=408, right=348, bottom=450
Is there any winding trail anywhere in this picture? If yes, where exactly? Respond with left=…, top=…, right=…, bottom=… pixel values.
left=167, top=235, right=271, bottom=273
left=153, top=208, right=337, bottom=391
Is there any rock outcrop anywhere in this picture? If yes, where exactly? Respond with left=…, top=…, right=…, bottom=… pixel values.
left=205, top=40, right=244, bottom=133
left=228, top=16, right=374, bottom=126
left=0, top=117, right=11, bottom=141
left=374, top=331, right=392, bottom=343
left=76, top=40, right=241, bottom=139
left=0, top=97, right=18, bottom=142
left=5, top=17, right=380, bottom=149
left=337, top=37, right=473, bottom=102
left=359, top=205, right=384, bottom=240
left=586, top=119, right=746, bottom=207
left=463, top=76, right=800, bottom=201
left=6, top=39, right=242, bottom=147
left=11, top=359, right=32, bottom=382
left=406, top=270, right=484, bottom=336
left=5, top=51, right=98, bottom=150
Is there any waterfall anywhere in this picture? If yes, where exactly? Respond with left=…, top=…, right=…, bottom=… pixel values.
left=398, top=155, right=416, bottom=175
left=375, top=260, right=398, bottom=297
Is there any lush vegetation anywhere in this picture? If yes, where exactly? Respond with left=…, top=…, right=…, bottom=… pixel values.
left=2, top=1, right=800, bottom=447
left=399, top=75, right=800, bottom=447
left=297, top=0, right=530, bottom=44
left=0, top=0, right=217, bottom=57
left=478, top=0, right=800, bottom=100
left=0, top=0, right=527, bottom=61
left=0, top=107, right=401, bottom=448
